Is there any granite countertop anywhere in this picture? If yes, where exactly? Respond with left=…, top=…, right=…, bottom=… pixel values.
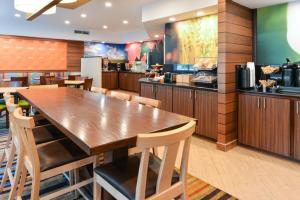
left=139, top=78, right=218, bottom=91
left=238, top=89, right=300, bottom=98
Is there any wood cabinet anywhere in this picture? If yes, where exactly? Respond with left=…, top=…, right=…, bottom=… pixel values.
left=140, top=83, right=156, bottom=99
left=238, top=94, right=261, bottom=148
left=194, top=90, right=218, bottom=139
left=238, top=94, right=290, bottom=157
left=156, top=85, right=173, bottom=112
left=119, top=72, right=144, bottom=92
left=172, top=87, right=194, bottom=117
left=102, top=72, right=118, bottom=89
left=294, top=101, right=300, bottom=160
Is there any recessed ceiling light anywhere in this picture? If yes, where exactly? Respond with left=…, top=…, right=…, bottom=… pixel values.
left=123, top=20, right=128, bottom=24
left=65, top=20, right=70, bottom=24
left=140, top=40, right=143, bottom=43
left=14, top=13, right=21, bottom=18
left=103, top=25, right=108, bottom=29
left=169, top=17, right=176, bottom=22
left=102, top=41, right=106, bottom=43
left=197, top=11, right=204, bottom=16
left=81, top=13, right=87, bottom=18
left=105, top=1, right=112, bottom=7
left=126, top=42, right=130, bottom=44
left=154, top=35, right=159, bottom=38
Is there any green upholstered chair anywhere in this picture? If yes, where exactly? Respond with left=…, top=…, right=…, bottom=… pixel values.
left=18, top=99, right=30, bottom=116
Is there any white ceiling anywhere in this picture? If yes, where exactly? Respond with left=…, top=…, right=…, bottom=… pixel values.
left=0, top=0, right=298, bottom=43
left=234, top=0, right=297, bottom=9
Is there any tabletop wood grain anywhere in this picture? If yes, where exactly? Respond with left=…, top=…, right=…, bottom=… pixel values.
left=17, top=88, right=194, bottom=155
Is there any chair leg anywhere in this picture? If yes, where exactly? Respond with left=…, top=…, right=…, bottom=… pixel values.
left=9, top=156, right=24, bottom=200
left=74, top=169, right=79, bottom=198
left=5, top=109, right=9, bottom=128
left=30, top=171, right=41, bottom=200
left=0, top=130, right=11, bottom=168
left=0, top=144, right=16, bottom=192
left=93, top=174, right=102, bottom=200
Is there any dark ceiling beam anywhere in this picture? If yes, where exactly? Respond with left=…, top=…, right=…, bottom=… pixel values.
left=27, top=0, right=63, bottom=21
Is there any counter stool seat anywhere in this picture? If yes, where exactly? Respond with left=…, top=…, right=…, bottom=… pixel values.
left=38, top=138, right=88, bottom=172
left=94, top=153, right=179, bottom=200
left=33, top=124, right=65, bottom=145
left=18, top=100, right=30, bottom=107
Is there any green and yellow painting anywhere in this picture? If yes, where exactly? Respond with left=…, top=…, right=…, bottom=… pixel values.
left=257, top=1, right=300, bottom=65
left=165, top=14, right=218, bottom=65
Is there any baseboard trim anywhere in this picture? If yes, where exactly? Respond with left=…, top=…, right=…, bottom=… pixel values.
left=216, top=140, right=237, bottom=152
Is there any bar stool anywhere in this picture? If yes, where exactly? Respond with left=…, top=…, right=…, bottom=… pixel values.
left=13, top=107, right=97, bottom=200
left=94, top=121, right=196, bottom=200
left=83, top=78, right=93, bottom=91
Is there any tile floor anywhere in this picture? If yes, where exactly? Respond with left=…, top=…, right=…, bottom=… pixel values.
left=158, top=136, right=300, bottom=200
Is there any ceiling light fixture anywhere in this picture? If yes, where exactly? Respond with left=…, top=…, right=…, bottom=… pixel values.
left=197, top=11, right=204, bottom=16
left=65, top=20, right=70, bottom=24
left=105, top=2, right=112, bottom=7
left=102, top=41, right=106, bottom=43
left=103, top=25, right=108, bottom=29
left=14, top=0, right=56, bottom=15
left=154, top=35, right=159, bottom=38
left=123, top=20, right=128, bottom=24
left=140, top=40, right=143, bottom=43
left=81, top=13, right=87, bottom=18
left=61, top=0, right=77, bottom=3
left=169, top=17, right=176, bottom=22
left=14, top=13, right=21, bottom=17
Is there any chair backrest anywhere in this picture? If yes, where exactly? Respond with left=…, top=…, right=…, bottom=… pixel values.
left=6, top=97, right=20, bottom=146
left=40, top=76, right=54, bottom=85
left=132, top=96, right=161, bottom=108
left=110, top=91, right=131, bottom=101
left=45, top=77, right=57, bottom=85
left=29, top=84, right=59, bottom=89
left=68, top=75, right=81, bottom=80
left=135, top=121, right=196, bottom=200
left=91, top=87, right=108, bottom=95
left=13, top=108, right=38, bottom=171
left=49, top=79, right=65, bottom=87
left=11, top=77, right=28, bottom=87
left=3, top=92, right=12, bottom=102
left=83, top=78, right=93, bottom=91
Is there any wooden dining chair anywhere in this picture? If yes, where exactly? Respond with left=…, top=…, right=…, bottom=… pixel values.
left=131, top=96, right=161, bottom=108
left=83, top=78, right=93, bottom=91
left=29, top=84, right=59, bottom=89
left=94, top=120, right=196, bottom=200
left=13, top=107, right=97, bottom=200
left=11, top=77, right=28, bottom=87
left=109, top=91, right=132, bottom=101
left=91, top=87, right=108, bottom=95
left=49, top=79, right=65, bottom=87
left=68, top=75, right=81, bottom=80
left=40, top=76, right=55, bottom=85
left=0, top=97, right=66, bottom=197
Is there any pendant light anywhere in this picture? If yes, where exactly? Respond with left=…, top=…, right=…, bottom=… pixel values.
left=14, top=0, right=56, bottom=15
left=61, top=0, right=77, bottom=3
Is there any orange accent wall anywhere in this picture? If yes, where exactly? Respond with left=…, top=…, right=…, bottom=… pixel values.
left=0, top=36, right=67, bottom=71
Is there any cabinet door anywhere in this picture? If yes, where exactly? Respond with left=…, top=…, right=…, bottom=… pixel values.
left=172, top=87, right=194, bottom=117
left=102, top=72, right=110, bottom=89
left=140, top=83, right=156, bottom=99
left=156, top=85, right=173, bottom=112
left=238, top=94, right=261, bottom=148
left=295, top=101, right=300, bottom=160
left=110, top=72, right=118, bottom=89
left=119, top=73, right=127, bottom=90
left=194, top=90, right=218, bottom=139
left=261, top=97, right=290, bottom=156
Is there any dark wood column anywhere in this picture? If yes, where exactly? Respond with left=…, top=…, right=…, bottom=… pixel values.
left=217, top=0, right=253, bottom=151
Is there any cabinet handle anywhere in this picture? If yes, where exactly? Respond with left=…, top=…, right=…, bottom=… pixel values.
left=264, top=98, right=266, bottom=110
left=297, top=102, right=299, bottom=115
left=257, top=98, right=260, bottom=109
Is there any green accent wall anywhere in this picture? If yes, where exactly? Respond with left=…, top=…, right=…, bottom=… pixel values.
left=257, top=3, right=300, bottom=65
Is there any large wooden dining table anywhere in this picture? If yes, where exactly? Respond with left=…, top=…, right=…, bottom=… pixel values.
left=17, top=87, right=194, bottom=156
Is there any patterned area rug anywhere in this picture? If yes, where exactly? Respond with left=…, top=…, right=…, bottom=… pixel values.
left=0, top=126, right=237, bottom=200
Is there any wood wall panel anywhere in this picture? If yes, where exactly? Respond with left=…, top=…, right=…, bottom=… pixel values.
left=217, top=0, right=253, bottom=151
left=67, top=41, right=84, bottom=71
